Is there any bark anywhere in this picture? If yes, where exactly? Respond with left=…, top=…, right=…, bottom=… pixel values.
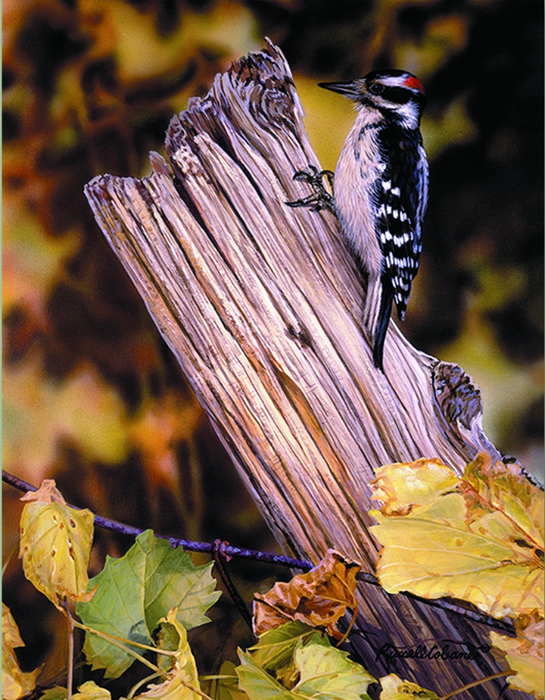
left=85, top=40, right=525, bottom=698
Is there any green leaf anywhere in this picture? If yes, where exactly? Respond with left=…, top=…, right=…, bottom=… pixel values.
left=247, top=621, right=317, bottom=673
left=138, top=530, right=220, bottom=633
left=40, top=683, right=112, bottom=700
left=39, top=689, right=68, bottom=700
left=76, top=530, right=220, bottom=679
left=76, top=536, right=150, bottom=677
left=156, top=615, right=182, bottom=674
left=294, top=641, right=376, bottom=699
left=207, top=660, right=251, bottom=700
left=237, top=638, right=377, bottom=700
left=236, top=652, right=297, bottom=700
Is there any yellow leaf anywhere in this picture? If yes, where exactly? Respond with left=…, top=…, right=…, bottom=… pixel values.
left=370, top=454, right=544, bottom=619
left=463, top=453, right=544, bottom=552
left=490, top=612, right=544, bottom=699
left=378, top=673, right=439, bottom=699
left=73, top=681, right=112, bottom=700
left=253, top=549, right=361, bottom=640
left=134, top=608, right=201, bottom=700
left=2, top=603, right=42, bottom=700
left=370, top=458, right=460, bottom=516
left=19, top=480, right=95, bottom=609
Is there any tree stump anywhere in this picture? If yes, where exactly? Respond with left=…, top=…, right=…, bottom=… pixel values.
left=85, top=40, right=527, bottom=698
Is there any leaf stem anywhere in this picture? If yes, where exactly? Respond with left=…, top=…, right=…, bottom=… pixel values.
left=439, top=670, right=517, bottom=700
left=63, top=603, right=74, bottom=700
left=72, top=619, right=176, bottom=656
left=177, top=680, right=214, bottom=700
left=72, top=620, right=170, bottom=675
left=127, top=672, right=163, bottom=699
left=336, top=605, right=358, bottom=647
left=2, top=540, right=19, bottom=577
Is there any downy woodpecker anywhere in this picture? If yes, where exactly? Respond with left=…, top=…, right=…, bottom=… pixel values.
left=290, top=70, right=428, bottom=372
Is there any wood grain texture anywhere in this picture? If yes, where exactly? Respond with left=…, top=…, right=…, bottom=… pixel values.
left=85, top=40, right=524, bottom=697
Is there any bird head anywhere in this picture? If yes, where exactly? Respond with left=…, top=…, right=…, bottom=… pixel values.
left=319, top=70, right=426, bottom=129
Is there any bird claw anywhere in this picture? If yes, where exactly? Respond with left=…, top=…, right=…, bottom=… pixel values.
left=286, top=165, right=335, bottom=213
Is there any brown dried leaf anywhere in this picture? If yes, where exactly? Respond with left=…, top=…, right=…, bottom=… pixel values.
left=253, top=550, right=361, bottom=639
left=20, top=479, right=67, bottom=506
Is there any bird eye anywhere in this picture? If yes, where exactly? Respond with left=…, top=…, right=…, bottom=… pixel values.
left=369, top=83, right=384, bottom=95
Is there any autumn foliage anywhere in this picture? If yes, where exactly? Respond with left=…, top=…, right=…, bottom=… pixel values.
left=3, top=453, right=543, bottom=699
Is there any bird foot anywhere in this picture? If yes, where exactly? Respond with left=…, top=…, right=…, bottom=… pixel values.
left=286, top=165, right=335, bottom=213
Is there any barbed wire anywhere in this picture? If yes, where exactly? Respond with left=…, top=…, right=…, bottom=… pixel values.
left=2, top=469, right=515, bottom=635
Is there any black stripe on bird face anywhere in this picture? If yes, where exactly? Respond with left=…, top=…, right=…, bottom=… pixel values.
left=369, top=84, right=413, bottom=105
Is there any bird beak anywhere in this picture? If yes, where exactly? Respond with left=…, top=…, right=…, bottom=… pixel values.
left=318, top=81, right=359, bottom=97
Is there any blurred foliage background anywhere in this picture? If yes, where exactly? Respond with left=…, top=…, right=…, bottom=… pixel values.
left=3, top=0, right=543, bottom=691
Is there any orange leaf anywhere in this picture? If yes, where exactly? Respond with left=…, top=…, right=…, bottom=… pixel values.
left=253, top=549, right=361, bottom=640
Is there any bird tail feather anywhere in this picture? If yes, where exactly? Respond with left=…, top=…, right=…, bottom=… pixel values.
left=372, top=281, right=393, bottom=373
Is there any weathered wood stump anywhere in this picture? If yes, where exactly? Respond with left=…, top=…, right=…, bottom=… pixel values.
left=85, top=39, right=525, bottom=698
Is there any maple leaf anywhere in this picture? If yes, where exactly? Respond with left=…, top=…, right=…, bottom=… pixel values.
left=38, top=688, right=68, bottom=700
left=236, top=652, right=295, bottom=700
left=19, top=479, right=95, bottom=609
left=293, top=638, right=376, bottom=698
left=370, top=458, right=460, bottom=516
left=370, top=454, right=544, bottom=619
left=247, top=621, right=316, bottom=681
left=2, top=195, right=80, bottom=326
left=2, top=604, right=42, bottom=700
left=253, top=550, right=361, bottom=640
left=490, top=611, right=544, bottom=699
left=3, top=357, right=130, bottom=484
left=236, top=636, right=376, bottom=700
left=76, top=529, right=220, bottom=679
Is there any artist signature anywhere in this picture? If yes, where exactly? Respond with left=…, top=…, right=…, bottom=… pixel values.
left=375, top=640, right=491, bottom=663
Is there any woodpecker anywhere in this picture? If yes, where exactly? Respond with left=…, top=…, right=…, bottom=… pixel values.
left=290, top=70, right=428, bottom=372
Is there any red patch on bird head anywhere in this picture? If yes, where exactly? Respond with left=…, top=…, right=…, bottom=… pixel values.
left=403, top=75, right=425, bottom=94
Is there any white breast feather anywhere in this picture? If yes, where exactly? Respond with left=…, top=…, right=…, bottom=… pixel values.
left=333, top=107, right=384, bottom=279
